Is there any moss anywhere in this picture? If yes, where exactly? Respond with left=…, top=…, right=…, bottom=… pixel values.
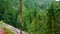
left=0, top=21, right=14, bottom=34
left=0, top=20, right=3, bottom=26
left=4, top=27, right=14, bottom=34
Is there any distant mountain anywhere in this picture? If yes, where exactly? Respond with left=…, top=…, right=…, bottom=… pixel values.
left=24, top=0, right=52, bottom=9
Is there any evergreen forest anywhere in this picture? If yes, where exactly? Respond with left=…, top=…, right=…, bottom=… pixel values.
left=0, top=0, right=60, bottom=34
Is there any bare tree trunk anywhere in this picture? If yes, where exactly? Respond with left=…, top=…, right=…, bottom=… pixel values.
left=20, top=0, right=22, bottom=34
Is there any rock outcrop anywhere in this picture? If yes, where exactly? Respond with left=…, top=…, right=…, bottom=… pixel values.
left=3, top=23, right=28, bottom=34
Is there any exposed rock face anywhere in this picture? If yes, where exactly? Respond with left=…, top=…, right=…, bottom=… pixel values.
left=3, top=23, right=28, bottom=34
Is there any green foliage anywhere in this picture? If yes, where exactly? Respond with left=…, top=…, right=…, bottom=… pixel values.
left=4, top=27, right=14, bottom=34
left=47, top=1, right=60, bottom=34
left=0, top=20, right=3, bottom=27
left=22, top=0, right=49, bottom=34
left=0, top=21, right=14, bottom=34
left=0, top=0, right=60, bottom=34
left=0, top=0, right=20, bottom=29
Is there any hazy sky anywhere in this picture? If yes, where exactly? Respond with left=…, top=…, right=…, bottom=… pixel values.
left=56, top=0, right=60, bottom=1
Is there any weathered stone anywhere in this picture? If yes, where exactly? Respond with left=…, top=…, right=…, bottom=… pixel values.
left=3, top=23, right=28, bottom=34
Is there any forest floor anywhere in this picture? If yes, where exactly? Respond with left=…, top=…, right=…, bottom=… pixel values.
left=0, top=23, right=28, bottom=34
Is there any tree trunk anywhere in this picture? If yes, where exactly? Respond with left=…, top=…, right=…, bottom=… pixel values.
left=20, top=0, right=22, bottom=34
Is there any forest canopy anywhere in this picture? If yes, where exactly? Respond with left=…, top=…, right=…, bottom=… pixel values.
left=0, top=0, right=60, bottom=34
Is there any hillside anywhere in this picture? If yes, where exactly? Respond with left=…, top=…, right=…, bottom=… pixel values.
left=3, top=23, right=28, bottom=34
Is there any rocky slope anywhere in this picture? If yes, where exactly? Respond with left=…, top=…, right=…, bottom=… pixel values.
left=3, top=23, right=28, bottom=34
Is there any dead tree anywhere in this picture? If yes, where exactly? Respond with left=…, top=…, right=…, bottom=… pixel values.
left=20, top=0, right=22, bottom=34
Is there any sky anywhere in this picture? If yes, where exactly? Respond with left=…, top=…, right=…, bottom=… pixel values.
left=55, top=0, right=60, bottom=1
